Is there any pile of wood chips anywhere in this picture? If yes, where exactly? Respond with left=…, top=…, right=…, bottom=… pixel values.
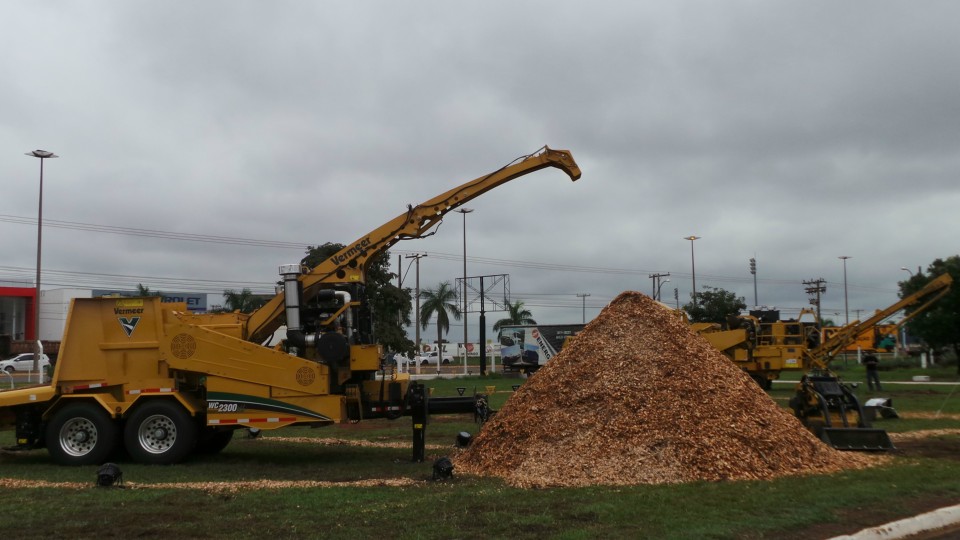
left=454, top=291, right=876, bottom=488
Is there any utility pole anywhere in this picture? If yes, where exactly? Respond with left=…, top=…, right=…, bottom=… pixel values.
left=456, top=208, right=473, bottom=364
left=405, top=253, right=427, bottom=353
left=576, top=293, right=591, bottom=323
left=803, top=278, right=827, bottom=329
left=648, top=272, right=670, bottom=301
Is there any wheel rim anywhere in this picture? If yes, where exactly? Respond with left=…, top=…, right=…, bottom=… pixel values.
left=58, top=417, right=99, bottom=457
left=136, top=414, right=179, bottom=454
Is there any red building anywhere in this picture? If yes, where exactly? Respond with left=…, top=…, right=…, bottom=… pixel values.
left=0, top=287, right=37, bottom=341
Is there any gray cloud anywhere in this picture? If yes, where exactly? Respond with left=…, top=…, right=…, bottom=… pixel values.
left=2, top=1, right=958, bottom=342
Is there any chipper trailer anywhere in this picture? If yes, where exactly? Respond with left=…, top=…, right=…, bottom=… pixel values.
left=0, top=146, right=582, bottom=465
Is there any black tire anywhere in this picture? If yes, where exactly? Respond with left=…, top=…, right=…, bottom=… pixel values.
left=750, top=374, right=772, bottom=391
left=45, top=402, right=118, bottom=466
left=3, top=367, right=15, bottom=374
left=124, top=400, right=198, bottom=464
left=196, top=427, right=234, bottom=455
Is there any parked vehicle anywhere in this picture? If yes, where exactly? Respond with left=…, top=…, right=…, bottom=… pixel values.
left=0, top=353, right=50, bottom=373
left=498, top=324, right=584, bottom=373
left=414, top=350, right=455, bottom=365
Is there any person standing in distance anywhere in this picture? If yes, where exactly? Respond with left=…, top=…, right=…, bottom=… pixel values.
left=863, top=352, right=882, bottom=391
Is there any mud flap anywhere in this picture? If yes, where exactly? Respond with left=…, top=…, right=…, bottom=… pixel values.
left=822, top=427, right=894, bottom=451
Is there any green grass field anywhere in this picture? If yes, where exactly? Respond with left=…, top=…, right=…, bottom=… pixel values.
left=1, top=369, right=959, bottom=539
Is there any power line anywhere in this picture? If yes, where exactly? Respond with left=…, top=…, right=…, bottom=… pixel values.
left=399, top=250, right=897, bottom=294
left=0, top=264, right=276, bottom=295
left=0, top=213, right=898, bottom=295
left=0, top=214, right=309, bottom=250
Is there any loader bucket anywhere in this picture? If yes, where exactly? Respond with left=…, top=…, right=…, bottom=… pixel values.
left=821, top=427, right=894, bottom=451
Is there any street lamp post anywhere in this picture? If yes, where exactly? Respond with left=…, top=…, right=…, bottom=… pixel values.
left=455, top=208, right=473, bottom=371
left=684, top=236, right=701, bottom=306
left=25, top=150, right=58, bottom=375
left=656, top=279, right=670, bottom=302
left=839, top=256, right=851, bottom=325
left=649, top=272, right=670, bottom=301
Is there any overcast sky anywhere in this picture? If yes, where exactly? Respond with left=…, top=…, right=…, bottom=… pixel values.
left=2, top=2, right=958, bottom=344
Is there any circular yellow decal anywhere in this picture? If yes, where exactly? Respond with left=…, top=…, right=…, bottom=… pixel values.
left=296, top=366, right=316, bottom=386
left=171, top=333, right=197, bottom=359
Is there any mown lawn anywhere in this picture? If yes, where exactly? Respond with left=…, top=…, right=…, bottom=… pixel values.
left=0, top=371, right=958, bottom=539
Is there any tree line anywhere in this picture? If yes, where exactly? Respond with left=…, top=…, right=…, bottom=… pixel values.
left=162, top=245, right=958, bottom=366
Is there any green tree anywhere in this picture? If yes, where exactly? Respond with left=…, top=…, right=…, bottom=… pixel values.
left=302, top=243, right=414, bottom=355
left=898, top=255, right=960, bottom=370
left=136, top=283, right=161, bottom=297
left=419, top=281, right=461, bottom=354
left=493, top=300, right=536, bottom=331
left=222, top=288, right=267, bottom=314
left=683, top=286, right=747, bottom=325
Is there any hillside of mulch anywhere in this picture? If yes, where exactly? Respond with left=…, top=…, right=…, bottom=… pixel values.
left=454, top=292, right=876, bottom=488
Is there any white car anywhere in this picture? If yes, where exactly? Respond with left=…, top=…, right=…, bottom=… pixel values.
left=414, top=350, right=455, bottom=365
left=0, top=353, right=51, bottom=373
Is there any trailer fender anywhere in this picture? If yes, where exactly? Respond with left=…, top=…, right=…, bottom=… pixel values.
left=44, top=391, right=203, bottom=420
left=121, top=392, right=205, bottom=420
left=41, top=393, right=123, bottom=421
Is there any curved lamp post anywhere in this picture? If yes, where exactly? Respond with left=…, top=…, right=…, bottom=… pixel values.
left=25, top=150, right=58, bottom=375
left=684, top=236, right=701, bottom=306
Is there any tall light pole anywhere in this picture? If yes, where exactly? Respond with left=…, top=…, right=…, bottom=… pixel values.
left=576, top=293, right=590, bottom=323
left=749, top=257, right=758, bottom=307
left=900, top=266, right=914, bottom=278
left=839, top=256, right=851, bottom=325
left=455, top=208, right=473, bottom=365
left=684, top=236, right=701, bottom=306
left=25, top=150, right=57, bottom=374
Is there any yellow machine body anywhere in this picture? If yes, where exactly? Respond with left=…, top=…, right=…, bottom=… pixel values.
left=0, top=147, right=582, bottom=465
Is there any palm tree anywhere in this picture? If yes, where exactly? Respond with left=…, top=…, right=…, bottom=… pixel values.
left=493, top=299, right=536, bottom=331
left=223, top=288, right=267, bottom=314
left=419, top=281, right=461, bottom=358
left=136, top=283, right=161, bottom=297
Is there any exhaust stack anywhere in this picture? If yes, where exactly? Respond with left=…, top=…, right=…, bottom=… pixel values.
left=280, top=264, right=305, bottom=354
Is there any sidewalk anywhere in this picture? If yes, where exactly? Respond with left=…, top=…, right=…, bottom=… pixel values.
left=830, top=503, right=960, bottom=539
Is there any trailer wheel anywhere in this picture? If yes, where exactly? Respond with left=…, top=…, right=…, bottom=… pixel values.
left=45, top=402, right=118, bottom=466
left=124, top=400, right=197, bottom=464
left=195, top=427, right=234, bottom=455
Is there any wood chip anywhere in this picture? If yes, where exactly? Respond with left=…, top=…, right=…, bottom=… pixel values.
left=455, top=292, right=880, bottom=487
